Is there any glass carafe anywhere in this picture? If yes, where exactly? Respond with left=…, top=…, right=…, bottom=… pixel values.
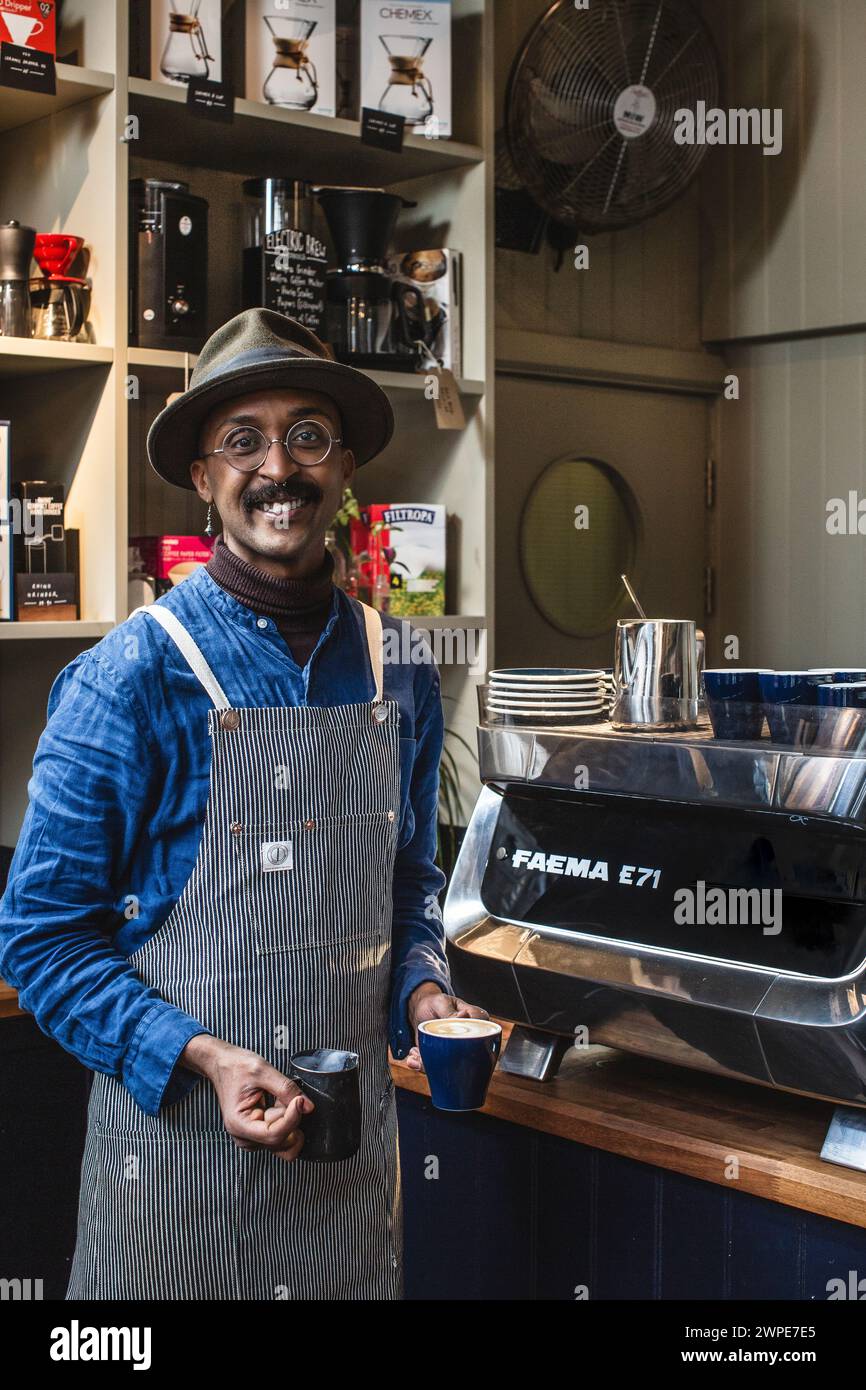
left=160, top=0, right=212, bottom=85
left=263, top=17, right=318, bottom=110
left=378, top=35, right=434, bottom=125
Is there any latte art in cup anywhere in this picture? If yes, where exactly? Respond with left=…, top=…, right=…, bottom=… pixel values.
left=419, top=1019, right=500, bottom=1039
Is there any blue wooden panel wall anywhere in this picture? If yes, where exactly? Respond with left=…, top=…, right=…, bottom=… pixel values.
left=397, top=1089, right=866, bottom=1301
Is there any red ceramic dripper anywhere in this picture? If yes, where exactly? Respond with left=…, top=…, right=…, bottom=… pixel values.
left=34, top=234, right=84, bottom=280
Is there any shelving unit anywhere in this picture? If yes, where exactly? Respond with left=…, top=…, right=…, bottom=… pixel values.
left=0, top=0, right=495, bottom=844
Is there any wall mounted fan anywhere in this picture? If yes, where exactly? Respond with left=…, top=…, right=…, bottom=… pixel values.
left=505, top=0, right=720, bottom=234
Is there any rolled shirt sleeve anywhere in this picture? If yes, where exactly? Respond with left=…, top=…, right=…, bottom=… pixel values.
left=388, top=657, right=454, bottom=1059
left=0, top=651, right=210, bottom=1116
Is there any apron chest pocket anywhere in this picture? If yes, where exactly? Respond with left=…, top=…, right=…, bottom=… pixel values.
left=235, top=813, right=398, bottom=954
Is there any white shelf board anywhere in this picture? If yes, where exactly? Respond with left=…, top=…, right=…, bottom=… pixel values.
left=406, top=615, right=487, bottom=630
left=128, top=78, right=484, bottom=182
left=127, top=348, right=483, bottom=396
left=0, top=621, right=114, bottom=641
left=0, top=64, right=114, bottom=135
left=0, top=339, right=113, bottom=376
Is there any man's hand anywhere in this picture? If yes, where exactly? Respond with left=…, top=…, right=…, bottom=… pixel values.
left=181, top=1035, right=311, bottom=1161
left=403, top=982, right=491, bottom=1072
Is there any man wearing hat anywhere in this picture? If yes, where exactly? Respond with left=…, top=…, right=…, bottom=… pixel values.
left=0, top=309, right=488, bottom=1300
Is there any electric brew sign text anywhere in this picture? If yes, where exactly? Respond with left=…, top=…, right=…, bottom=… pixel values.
left=510, top=848, right=661, bottom=888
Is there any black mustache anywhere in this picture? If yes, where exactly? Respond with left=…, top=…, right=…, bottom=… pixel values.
left=242, top=479, right=322, bottom=511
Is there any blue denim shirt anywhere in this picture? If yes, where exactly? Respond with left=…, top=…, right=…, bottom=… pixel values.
left=0, top=567, right=451, bottom=1115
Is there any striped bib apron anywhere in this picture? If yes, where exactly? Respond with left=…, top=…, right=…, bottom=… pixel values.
left=67, top=600, right=403, bottom=1300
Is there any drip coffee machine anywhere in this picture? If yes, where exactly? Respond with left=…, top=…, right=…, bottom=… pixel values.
left=378, top=35, right=434, bottom=126
left=159, top=0, right=213, bottom=84
left=315, top=185, right=417, bottom=369
left=30, top=234, right=90, bottom=342
left=262, top=15, right=318, bottom=109
left=0, top=221, right=36, bottom=338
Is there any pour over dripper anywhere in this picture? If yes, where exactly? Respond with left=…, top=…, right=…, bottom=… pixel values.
left=34, top=234, right=84, bottom=280
left=263, top=16, right=318, bottom=110
left=160, top=0, right=212, bottom=84
left=378, top=34, right=434, bottom=125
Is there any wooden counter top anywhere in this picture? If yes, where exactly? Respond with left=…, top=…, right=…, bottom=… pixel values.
left=391, top=1019, right=866, bottom=1231
left=0, top=981, right=23, bottom=1019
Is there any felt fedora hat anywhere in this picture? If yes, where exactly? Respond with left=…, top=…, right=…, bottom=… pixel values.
left=146, top=308, right=395, bottom=490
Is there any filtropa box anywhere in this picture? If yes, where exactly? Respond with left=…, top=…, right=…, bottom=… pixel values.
left=0, top=0, right=57, bottom=53
left=351, top=503, right=446, bottom=616
left=359, top=0, right=451, bottom=136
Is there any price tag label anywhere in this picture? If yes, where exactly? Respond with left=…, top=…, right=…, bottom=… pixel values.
left=361, top=106, right=405, bottom=152
left=186, top=79, right=234, bottom=122
left=0, top=42, right=55, bottom=95
left=431, top=368, right=466, bottom=431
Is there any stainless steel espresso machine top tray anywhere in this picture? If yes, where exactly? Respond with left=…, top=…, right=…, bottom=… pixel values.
left=443, top=708, right=866, bottom=1153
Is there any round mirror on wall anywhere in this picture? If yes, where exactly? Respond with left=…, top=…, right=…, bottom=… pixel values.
left=519, top=455, right=641, bottom=638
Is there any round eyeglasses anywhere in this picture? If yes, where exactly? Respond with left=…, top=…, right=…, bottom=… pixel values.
left=205, top=419, right=343, bottom=473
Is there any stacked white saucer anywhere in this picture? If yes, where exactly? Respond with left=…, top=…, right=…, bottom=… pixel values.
left=487, top=668, right=611, bottom=725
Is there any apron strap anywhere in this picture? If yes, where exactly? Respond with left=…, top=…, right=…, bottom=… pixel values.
left=357, top=601, right=385, bottom=704
left=136, top=597, right=384, bottom=708
left=137, top=605, right=232, bottom=710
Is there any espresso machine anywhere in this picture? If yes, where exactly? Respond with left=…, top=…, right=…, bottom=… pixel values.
left=446, top=655, right=866, bottom=1164
left=129, top=179, right=208, bottom=352
left=315, top=185, right=417, bottom=369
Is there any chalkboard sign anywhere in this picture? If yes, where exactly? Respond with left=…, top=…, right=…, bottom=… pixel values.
left=242, top=228, right=328, bottom=335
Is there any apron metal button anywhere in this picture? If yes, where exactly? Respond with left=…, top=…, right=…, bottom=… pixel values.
left=220, top=710, right=240, bottom=731
left=230, top=822, right=243, bottom=836
left=304, top=818, right=315, bottom=830
left=387, top=810, right=395, bottom=822
left=373, top=704, right=388, bottom=722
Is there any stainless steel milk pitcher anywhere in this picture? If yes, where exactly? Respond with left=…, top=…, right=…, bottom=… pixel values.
left=612, top=618, right=699, bottom=730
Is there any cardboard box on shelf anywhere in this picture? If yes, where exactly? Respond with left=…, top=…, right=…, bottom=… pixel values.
left=150, top=0, right=222, bottom=87
left=245, top=0, right=336, bottom=117
left=350, top=503, right=446, bottom=617
left=359, top=0, right=451, bottom=137
left=130, top=535, right=214, bottom=597
left=387, top=248, right=462, bottom=376
left=0, top=0, right=56, bottom=53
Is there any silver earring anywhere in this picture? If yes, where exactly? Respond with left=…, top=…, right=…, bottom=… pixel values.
left=205, top=503, right=213, bottom=537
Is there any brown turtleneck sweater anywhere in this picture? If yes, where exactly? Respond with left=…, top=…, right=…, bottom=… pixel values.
left=206, top=534, right=335, bottom=668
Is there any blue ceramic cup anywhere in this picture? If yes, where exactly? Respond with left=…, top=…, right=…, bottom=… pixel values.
left=833, top=670, right=866, bottom=684
left=759, top=671, right=825, bottom=744
left=818, top=681, right=866, bottom=709
left=417, top=1018, right=502, bottom=1111
left=702, top=669, right=767, bottom=739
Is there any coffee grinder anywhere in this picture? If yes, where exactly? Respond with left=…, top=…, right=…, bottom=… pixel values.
left=129, top=179, right=208, bottom=352
left=314, top=185, right=416, bottom=369
left=0, top=221, right=36, bottom=338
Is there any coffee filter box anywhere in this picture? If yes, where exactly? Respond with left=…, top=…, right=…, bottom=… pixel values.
left=0, top=0, right=56, bottom=52
left=150, top=0, right=222, bottom=86
left=360, top=0, right=451, bottom=137
left=246, top=0, right=336, bottom=116
left=351, top=503, right=446, bottom=616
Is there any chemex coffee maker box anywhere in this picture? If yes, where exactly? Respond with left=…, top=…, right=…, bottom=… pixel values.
left=359, top=0, right=451, bottom=136
left=245, top=0, right=337, bottom=116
